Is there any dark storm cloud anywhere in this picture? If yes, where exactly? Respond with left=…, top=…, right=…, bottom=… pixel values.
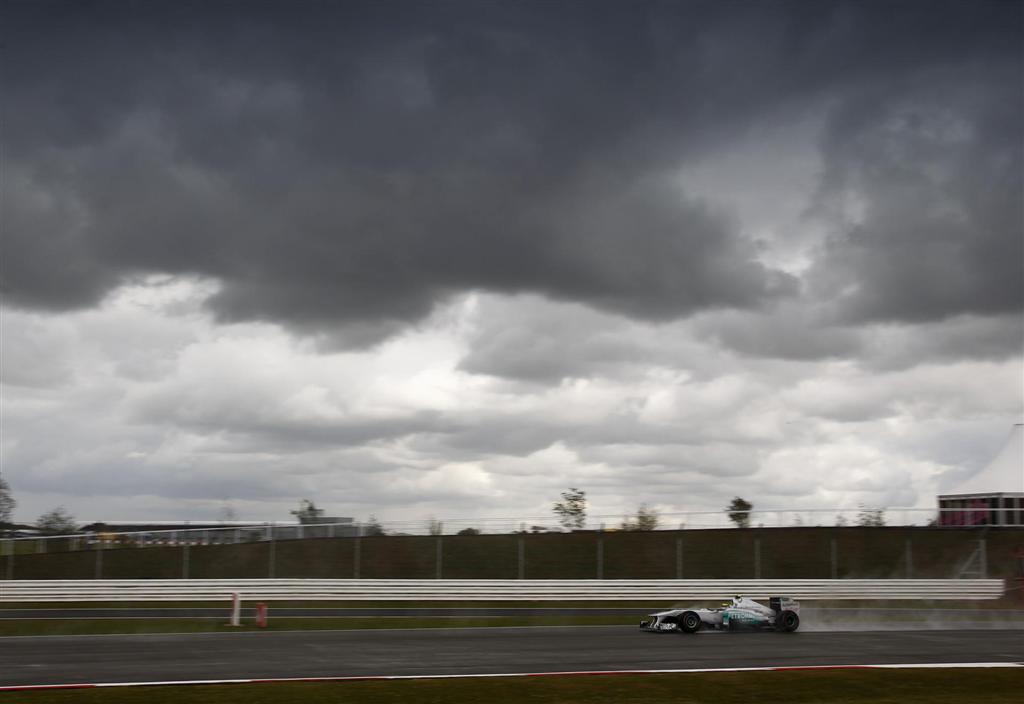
left=2, top=1, right=1020, bottom=343
left=808, top=64, right=1024, bottom=324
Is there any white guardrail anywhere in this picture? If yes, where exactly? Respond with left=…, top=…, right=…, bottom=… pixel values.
left=0, top=579, right=1005, bottom=602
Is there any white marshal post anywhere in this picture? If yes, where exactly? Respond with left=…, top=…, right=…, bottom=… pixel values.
left=229, top=591, right=241, bottom=626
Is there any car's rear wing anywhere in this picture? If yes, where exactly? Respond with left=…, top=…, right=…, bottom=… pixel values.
left=769, top=596, right=800, bottom=614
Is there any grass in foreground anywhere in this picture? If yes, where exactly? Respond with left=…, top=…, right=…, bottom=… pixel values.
left=0, top=616, right=629, bottom=637
left=8, top=669, right=1024, bottom=703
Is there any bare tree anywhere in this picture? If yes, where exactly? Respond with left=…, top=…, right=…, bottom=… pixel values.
left=363, top=515, right=385, bottom=536
left=0, top=477, right=15, bottom=529
left=621, top=503, right=659, bottom=531
left=726, top=497, right=753, bottom=528
left=553, top=487, right=587, bottom=530
left=36, top=507, right=77, bottom=535
left=427, top=517, right=443, bottom=535
left=856, top=505, right=886, bottom=527
left=219, top=502, right=238, bottom=523
left=290, top=499, right=324, bottom=523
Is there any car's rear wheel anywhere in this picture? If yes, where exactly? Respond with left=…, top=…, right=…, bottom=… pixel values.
left=777, top=610, right=800, bottom=632
left=680, top=611, right=702, bottom=633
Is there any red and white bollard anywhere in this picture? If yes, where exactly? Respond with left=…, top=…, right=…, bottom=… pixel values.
left=255, top=602, right=268, bottom=628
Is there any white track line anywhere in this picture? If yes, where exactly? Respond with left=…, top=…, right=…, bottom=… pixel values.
left=1, top=663, right=1021, bottom=692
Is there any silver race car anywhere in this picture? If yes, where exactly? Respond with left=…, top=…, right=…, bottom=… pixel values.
left=640, top=595, right=801, bottom=633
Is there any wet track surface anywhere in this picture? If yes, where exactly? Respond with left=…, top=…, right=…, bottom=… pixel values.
left=4, top=607, right=1024, bottom=629
left=1, top=627, right=1021, bottom=687
left=2, top=607, right=655, bottom=618
left=4, top=606, right=1023, bottom=619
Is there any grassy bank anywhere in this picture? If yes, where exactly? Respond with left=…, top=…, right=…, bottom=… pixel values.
left=8, top=669, right=1024, bottom=703
left=5, top=527, right=1022, bottom=581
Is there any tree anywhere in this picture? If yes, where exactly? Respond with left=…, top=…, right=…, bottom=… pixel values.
left=363, top=515, right=385, bottom=536
left=427, top=517, right=443, bottom=535
left=726, top=497, right=753, bottom=528
left=553, top=487, right=587, bottom=530
left=621, top=503, right=659, bottom=531
left=219, top=502, right=238, bottom=523
left=0, top=476, right=15, bottom=529
left=36, top=507, right=77, bottom=535
left=457, top=527, right=481, bottom=536
left=856, top=505, right=886, bottom=527
left=290, top=499, right=324, bottom=524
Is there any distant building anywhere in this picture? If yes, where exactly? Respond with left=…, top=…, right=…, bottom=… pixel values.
left=296, top=515, right=358, bottom=537
left=938, top=424, right=1024, bottom=527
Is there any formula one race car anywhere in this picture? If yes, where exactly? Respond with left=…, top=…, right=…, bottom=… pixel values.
left=640, top=595, right=801, bottom=633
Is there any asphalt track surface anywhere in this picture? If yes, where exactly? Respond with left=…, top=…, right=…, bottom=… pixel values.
left=1, top=627, right=1022, bottom=687
left=4, top=606, right=1023, bottom=620
left=5, top=607, right=653, bottom=618
left=4, top=607, right=1024, bottom=630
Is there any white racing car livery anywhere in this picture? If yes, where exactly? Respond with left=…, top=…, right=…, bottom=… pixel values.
left=640, top=595, right=801, bottom=633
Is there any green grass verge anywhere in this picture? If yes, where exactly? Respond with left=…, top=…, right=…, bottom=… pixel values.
left=8, top=669, right=1024, bottom=703
left=0, top=616, right=630, bottom=637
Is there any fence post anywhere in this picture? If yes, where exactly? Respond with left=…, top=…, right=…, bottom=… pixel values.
left=436, top=537, right=443, bottom=579
left=268, top=532, right=276, bottom=578
left=353, top=537, right=361, bottom=579
left=830, top=537, right=838, bottom=579
left=596, top=536, right=604, bottom=580
left=676, top=537, right=683, bottom=579
left=182, top=543, right=190, bottom=579
left=905, top=538, right=913, bottom=579
left=753, top=537, right=761, bottom=579
left=979, top=538, right=987, bottom=579
left=517, top=537, right=525, bottom=579
left=94, top=544, right=103, bottom=580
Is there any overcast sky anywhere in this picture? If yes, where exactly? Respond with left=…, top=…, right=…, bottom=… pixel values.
left=2, top=0, right=1021, bottom=526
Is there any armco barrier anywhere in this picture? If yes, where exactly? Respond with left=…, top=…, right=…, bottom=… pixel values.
left=0, top=579, right=1005, bottom=602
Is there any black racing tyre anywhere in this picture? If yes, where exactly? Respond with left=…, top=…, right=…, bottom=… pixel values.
left=778, top=610, right=800, bottom=632
left=680, top=611, right=702, bottom=633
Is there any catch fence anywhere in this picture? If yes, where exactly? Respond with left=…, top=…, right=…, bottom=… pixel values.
left=5, top=507, right=1021, bottom=555
left=2, top=524, right=1017, bottom=582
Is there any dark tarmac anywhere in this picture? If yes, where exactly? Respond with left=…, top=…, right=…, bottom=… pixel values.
left=1, top=626, right=1021, bottom=687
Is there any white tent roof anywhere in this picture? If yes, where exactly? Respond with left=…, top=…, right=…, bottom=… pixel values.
left=944, top=424, right=1024, bottom=496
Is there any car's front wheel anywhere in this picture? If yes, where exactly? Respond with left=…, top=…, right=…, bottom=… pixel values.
left=680, top=611, right=702, bottom=633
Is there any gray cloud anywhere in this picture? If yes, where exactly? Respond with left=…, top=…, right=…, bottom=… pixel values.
left=3, top=1, right=1021, bottom=524
left=807, top=64, right=1023, bottom=324
left=5, top=1, right=1018, bottom=346
left=456, top=295, right=679, bottom=383
left=858, top=315, right=1024, bottom=372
